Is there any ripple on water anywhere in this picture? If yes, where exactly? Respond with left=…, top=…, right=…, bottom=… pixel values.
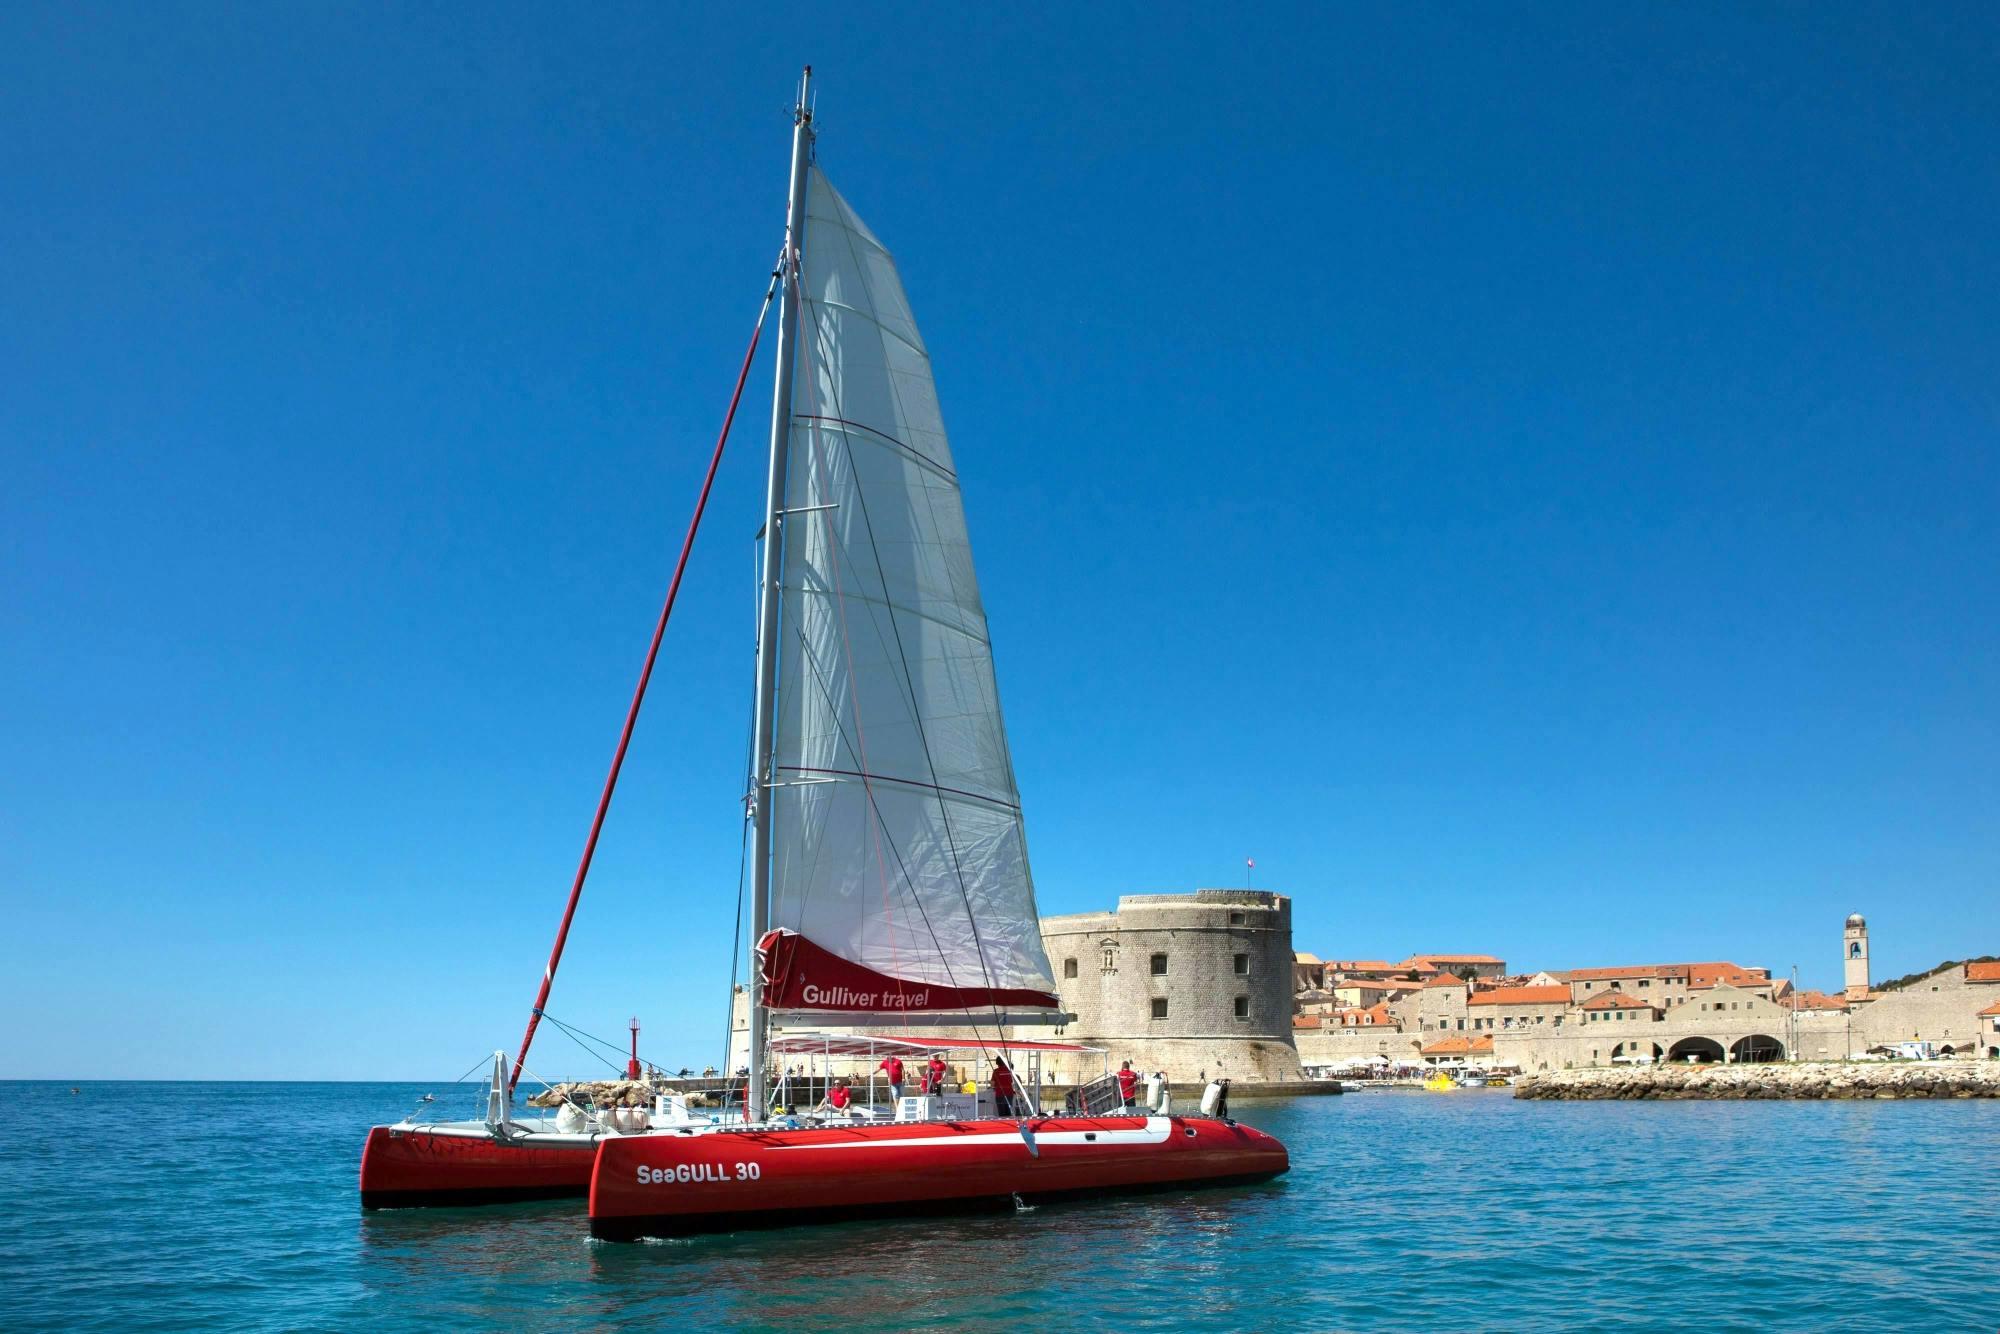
left=2, top=1083, right=1999, bottom=1331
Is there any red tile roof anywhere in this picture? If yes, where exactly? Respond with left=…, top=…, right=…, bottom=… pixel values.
left=1468, top=1036, right=1494, bottom=1054
left=1419, top=1037, right=1471, bottom=1055
left=1977, top=998, right=2000, bottom=1017
left=1468, top=985, right=1571, bottom=1007
left=1688, top=962, right=1771, bottom=987
left=1333, top=1003, right=1396, bottom=1027
left=1562, top=964, right=1690, bottom=982
left=1423, top=972, right=1470, bottom=989
left=1580, top=990, right=1653, bottom=1010
left=1785, top=989, right=1849, bottom=1012
left=1966, top=961, right=2000, bottom=983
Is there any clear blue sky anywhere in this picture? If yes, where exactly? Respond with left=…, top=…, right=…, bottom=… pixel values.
left=5, top=6, right=1995, bottom=1079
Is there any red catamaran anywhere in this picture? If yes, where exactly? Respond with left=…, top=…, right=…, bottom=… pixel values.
left=362, top=66, right=1289, bottom=1229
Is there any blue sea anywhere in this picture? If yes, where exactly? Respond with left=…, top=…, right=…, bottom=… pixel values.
left=2, top=1081, right=1996, bottom=1331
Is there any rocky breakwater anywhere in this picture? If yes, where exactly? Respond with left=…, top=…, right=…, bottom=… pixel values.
left=1516, top=1061, right=2000, bottom=1101
left=527, top=1079, right=723, bottom=1109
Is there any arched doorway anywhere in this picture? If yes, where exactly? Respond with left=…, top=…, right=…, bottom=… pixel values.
left=1668, top=1037, right=1725, bottom=1064
left=1611, top=1041, right=1664, bottom=1064
left=1729, top=1034, right=1785, bottom=1063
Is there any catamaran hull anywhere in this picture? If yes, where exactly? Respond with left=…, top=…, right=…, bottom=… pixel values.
left=588, top=1116, right=1286, bottom=1240
left=359, top=1125, right=596, bottom=1208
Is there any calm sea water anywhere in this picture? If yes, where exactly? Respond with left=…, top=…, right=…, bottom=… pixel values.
left=2, top=1080, right=1996, bottom=1331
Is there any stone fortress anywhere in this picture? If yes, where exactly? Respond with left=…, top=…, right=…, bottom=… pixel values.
left=1035, top=890, right=1304, bottom=1085
left=1293, top=912, right=2000, bottom=1073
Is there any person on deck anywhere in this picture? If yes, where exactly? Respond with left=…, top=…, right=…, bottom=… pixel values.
left=991, top=1058, right=1021, bottom=1118
left=1116, top=1060, right=1141, bottom=1110
left=877, top=1054, right=906, bottom=1102
left=926, top=1053, right=948, bottom=1096
left=823, top=1078, right=853, bottom=1115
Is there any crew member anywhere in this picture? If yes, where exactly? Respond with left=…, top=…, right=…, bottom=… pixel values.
left=877, top=1054, right=906, bottom=1102
left=991, top=1057, right=1020, bottom=1117
left=926, top=1052, right=948, bottom=1096
left=825, top=1078, right=853, bottom=1114
left=1116, top=1060, right=1141, bottom=1110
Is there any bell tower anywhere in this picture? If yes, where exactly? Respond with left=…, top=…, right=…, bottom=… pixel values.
left=1843, top=913, right=1870, bottom=1001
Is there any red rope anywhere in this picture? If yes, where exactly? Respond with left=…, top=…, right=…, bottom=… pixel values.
left=509, top=282, right=776, bottom=1095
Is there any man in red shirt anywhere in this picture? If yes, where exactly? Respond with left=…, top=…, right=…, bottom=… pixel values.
left=926, top=1053, right=949, bottom=1096
left=826, top=1078, right=852, bottom=1113
left=991, top=1058, right=1020, bottom=1118
left=877, top=1055, right=906, bottom=1102
left=1116, top=1060, right=1141, bottom=1110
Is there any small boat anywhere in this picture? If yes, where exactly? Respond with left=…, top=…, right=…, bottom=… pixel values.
left=1422, top=1072, right=1458, bottom=1092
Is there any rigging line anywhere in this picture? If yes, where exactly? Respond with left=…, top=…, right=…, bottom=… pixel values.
left=796, top=273, right=1016, bottom=1042
left=789, top=268, right=909, bottom=1023
left=779, top=295, right=1001, bottom=1059
left=792, top=414, right=957, bottom=482
left=544, top=1015, right=628, bottom=1077
left=508, top=269, right=780, bottom=1097
left=793, top=281, right=997, bottom=1053
left=776, top=766, right=1020, bottom=813
left=539, top=1010, right=664, bottom=1072
left=724, top=516, right=761, bottom=1076
left=779, top=609, right=998, bottom=1053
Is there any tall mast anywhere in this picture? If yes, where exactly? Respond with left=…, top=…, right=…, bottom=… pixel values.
left=748, top=66, right=813, bottom=1121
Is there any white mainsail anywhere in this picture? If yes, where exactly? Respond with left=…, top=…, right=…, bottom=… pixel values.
left=763, top=166, right=1057, bottom=1013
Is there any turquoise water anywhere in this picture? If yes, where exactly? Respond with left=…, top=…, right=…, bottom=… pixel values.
left=3, top=1081, right=1997, bottom=1331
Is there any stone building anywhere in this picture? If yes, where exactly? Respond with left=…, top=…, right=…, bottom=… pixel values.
left=1040, top=889, right=1304, bottom=1084
left=1849, top=958, right=2000, bottom=1055
left=1467, top=984, right=1571, bottom=1035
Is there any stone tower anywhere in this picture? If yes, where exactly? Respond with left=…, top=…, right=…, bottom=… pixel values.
left=1843, top=912, right=1870, bottom=1001
left=1039, top=890, right=1304, bottom=1084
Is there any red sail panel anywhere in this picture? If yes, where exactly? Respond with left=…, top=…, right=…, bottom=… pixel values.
left=758, top=929, right=1058, bottom=1013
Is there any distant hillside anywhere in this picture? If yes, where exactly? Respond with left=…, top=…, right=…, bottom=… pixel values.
left=1874, top=955, right=2000, bottom=993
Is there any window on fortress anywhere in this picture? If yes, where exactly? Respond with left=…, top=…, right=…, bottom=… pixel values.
left=1233, top=954, right=1249, bottom=976
left=1229, top=911, right=1245, bottom=925
left=1151, top=998, right=1169, bottom=1019
left=1234, top=996, right=1249, bottom=1019
left=1064, top=958, right=1078, bottom=979
left=1150, top=953, right=1169, bottom=976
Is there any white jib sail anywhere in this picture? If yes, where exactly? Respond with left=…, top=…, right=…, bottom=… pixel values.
left=768, top=166, right=1058, bottom=1009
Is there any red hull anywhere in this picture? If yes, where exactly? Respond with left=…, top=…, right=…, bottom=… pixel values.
left=589, top=1116, right=1287, bottom=1239
left=360, top=1126, right=595, bottom=1208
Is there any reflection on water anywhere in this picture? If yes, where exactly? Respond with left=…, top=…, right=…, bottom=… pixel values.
left=4, top=1082, right=1998, bottom=1332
